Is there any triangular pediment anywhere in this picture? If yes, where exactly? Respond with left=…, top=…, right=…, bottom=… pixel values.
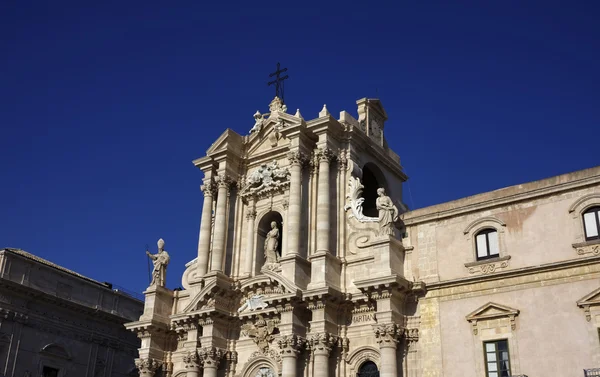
left=466, top=302, right=519, bottom=322
left=246, top=115, right=302, bottom=157
left=578, top=287, right=600, bottom=307
left=206, top=129, right=244, bottom=156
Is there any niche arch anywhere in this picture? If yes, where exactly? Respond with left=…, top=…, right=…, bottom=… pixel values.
left=255, top=211, right=283, bottom=274
left=347, top=346, right=380, bottom=377
left=239, top=355, right=281, bottom=377
left=362, top=163, right=388, bottom=217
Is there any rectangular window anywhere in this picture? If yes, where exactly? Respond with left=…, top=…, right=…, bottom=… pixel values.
left=476, top=233, right=488, bottom=258
left=487, top=231, right=500, bottom=257
left=484, top=340, right=511, bottom=377
left=43, top=366, right=60, bottom=377
left=584, top=211, right=599, bottom=238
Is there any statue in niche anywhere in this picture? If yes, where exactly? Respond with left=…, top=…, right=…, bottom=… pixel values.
left=146, top=238, right=170, bottom=287
left=376, top=188, right=399, bottom=236
left=264, top=221, right=280, bottom=266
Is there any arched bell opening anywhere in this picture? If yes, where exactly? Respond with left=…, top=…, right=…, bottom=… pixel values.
left=362, top=163, right=388, bottom=217
left=357, top=361, right=380, bottom=377
left=256, top=211, right=283, bottom=274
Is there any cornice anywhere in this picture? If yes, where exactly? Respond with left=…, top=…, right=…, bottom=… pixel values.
left=403, top=170, right=600, bottom=225
left=427, top=254, right=600, bottom=291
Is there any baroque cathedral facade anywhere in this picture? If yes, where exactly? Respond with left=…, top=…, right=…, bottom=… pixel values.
left=126, top=96, right=600, bottom=377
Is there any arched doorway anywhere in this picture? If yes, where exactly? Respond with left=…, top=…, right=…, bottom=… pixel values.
left=357, top=361, right=379, bottom=377
left=256, top=211, right=283, bottom=273
left=362, top=163, right=388, bottom=217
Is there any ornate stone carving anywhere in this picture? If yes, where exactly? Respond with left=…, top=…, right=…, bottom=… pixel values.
left=183, top=351, right=201, bottom=369
left=344, top=176, right=378, bottom=223
left=246, top=208, right=257, bottom=220
left=238, top=294, right=268, bottom=313
left=376, top=188, right=399, bottom=236
left=316, top=147, right=335, bottom=164
left=216, top=174, right=234, bottom=190
left=374, top=323, right=402, bottom=346
left=269, top=96, right=287, bottom=113
left=255, top=367, right=276, bottom=377
left=199, top=346, right=225, bottom=368
left=575, top=243, right=600, bottom=256
left=201, top=180, right=216, bottom=197
left=146, top=238, right=170, bottom=287
left=135, top=358, right=162, bottom=375
left=264, top=222, right=280, bottom=268
left=308, top=333, right=337, bottom=356
left=337, top=149, right=348, bottom=171
left=240, top=161, right=290, bottom=198
left=248, top=348, right=282, bottom=366
left=468, top=260, right=510, bottom=275
left=241, top=316, right=277, bottom=352
left=277, top=335, right=305, bottom=356
left=287, top=150, right=307, bottom=167
left=250, top=111, right=266, bottom=133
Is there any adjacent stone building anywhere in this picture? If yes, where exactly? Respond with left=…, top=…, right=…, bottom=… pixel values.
left=0, top=247, right=143, bottom=376
left=126, top=96, right=600, bottom=377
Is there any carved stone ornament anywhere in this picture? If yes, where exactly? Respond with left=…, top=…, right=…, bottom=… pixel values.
left=183, top=351, right=201, bottom=369
left=277, top=335, right=305, bottom=356
left=468, top=260, right=509, bottom=275
left=287, top=150, right=307, bottom=167
left=201, top=180, right=216, bottom=197
left=240, top=160, right=290, bottom=198
left=199, top=346, right=225, bottom=368
left=308, top=333, right=337, bottom=356
left=344, top=176, right=378, bottom=223
left=135, top=358, right=163, bottom=374
left=255, top=367, right=277, bottom=377
left=269, top=96, right=287, bottom=114
left=376, top=188, right=399, bottom=236
left=215, top=174, right=234, bottom=190
left=146, top=238, right=170, bottom=287
left=374, top=323, right=402, bottom=346
left=241, top=316, right=278, bottom=352
left=575, top=242, right=600, bottom=256
left=238, top=294, right=268, bottom=313
left=250, top=110, right=266, bottom=134
left=316, top=147, right=335, bottom=164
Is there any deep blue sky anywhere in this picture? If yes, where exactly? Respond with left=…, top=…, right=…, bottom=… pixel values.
left=1, top=1, right=598, bottom=294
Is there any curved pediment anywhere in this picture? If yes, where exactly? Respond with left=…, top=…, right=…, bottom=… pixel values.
left=40, top=343, right=71, bottom=359
left=239, top=270, right=300, bottom=298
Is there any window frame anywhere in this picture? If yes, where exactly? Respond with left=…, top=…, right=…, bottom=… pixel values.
left=475, top=228, right=500, bottom=261
left=583, top=206, right=600, bottom=241
left=483, top=339, right=511, bottom=377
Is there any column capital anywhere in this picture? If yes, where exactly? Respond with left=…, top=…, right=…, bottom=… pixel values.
left=315, top=147, right=336, bottom=164
left=246, top=208, right=257, bottom=220
left=308, top=332, right=337, bottom=356
left=135, top=358, right=163, bottom=376
left=201, top=180, right=216, bottom=197
left=183, top=350, right=201, bottom=370
left=278, top=334, right=306, bottom=357
left=374, top=323, right=403, bottom=348
left=215, top=174, right=235, bottom=190
left=199, top=346, right=225, bottom=368
left=337, top=149, right=348, bottom=171
left=287, top=150, right=308, bottom=167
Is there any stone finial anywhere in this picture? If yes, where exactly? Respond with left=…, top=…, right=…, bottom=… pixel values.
left=295, top=109, right=304, bottom=119
left=319, top=104, right=330, bottom=117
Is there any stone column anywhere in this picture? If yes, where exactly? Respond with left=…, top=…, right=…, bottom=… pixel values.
left=197, top=180, right=215, bottom=277
left=286, top=151, right=305, bottom=256
left=200, top=347, right=224, bottom=377
left=316, top=147, right=334, bottom=253
left=135, top=358, right=162, bottom=377
left=244, top=199, right=257, bottom=276
left=374, top=324, right=401, bottom=377
left=210, top=174, right=232, bottom=272
left=309, top=333, right=335, bottom=377
left=278, top=335, right=305, bottom=377
left=184, top=351, right=201, bottom=377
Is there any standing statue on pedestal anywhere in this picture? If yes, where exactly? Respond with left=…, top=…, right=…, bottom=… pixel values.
left=376, top=188, right=399, bottom=236
left=146, top=238, right=170, bottom=287
left=264, top=222, right=280, bottom=266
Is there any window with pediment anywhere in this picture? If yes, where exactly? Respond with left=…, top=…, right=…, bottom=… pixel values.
left=463, top=217, right=510, bottom=275
left=583, top=206, right=600, bottom=241
left=569, top=194, right=600, bottom=256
